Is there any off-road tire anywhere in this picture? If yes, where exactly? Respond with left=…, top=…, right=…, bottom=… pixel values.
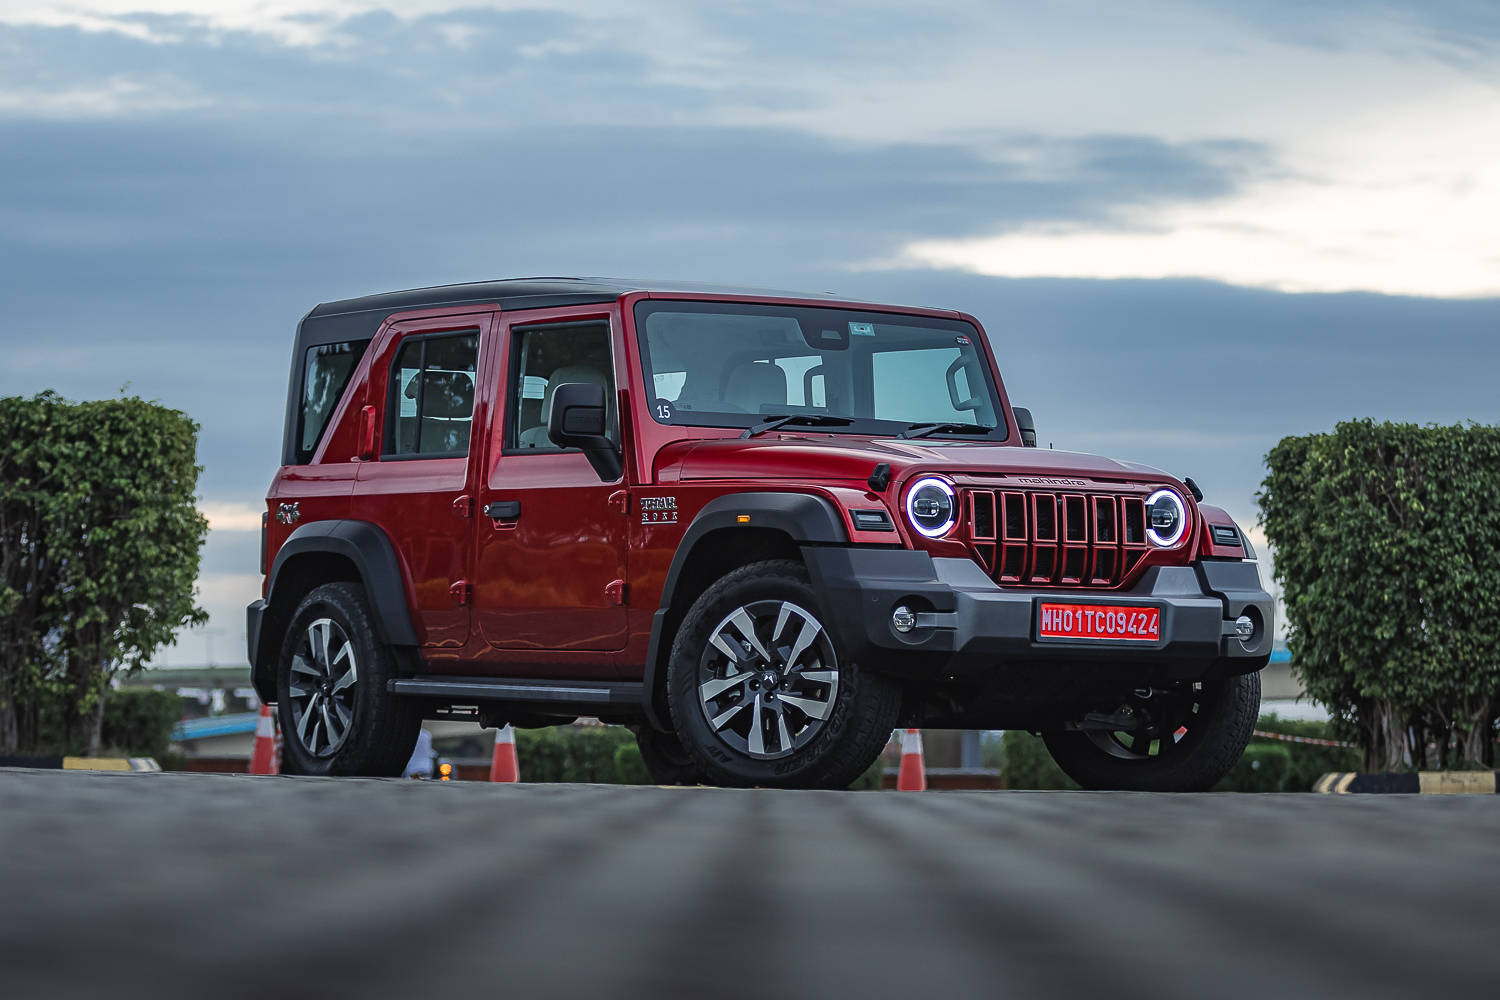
left=633, top=726, right=708, bottom=786
left=1042, top=671, right=1261, bottom=791
left=275, top=582, right=421, bottom=777
left=666, top=560, right=901, bottom=789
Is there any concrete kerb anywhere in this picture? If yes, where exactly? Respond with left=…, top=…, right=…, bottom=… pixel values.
left=0, top=756, right=161, bottom=772
left=1315, top=771, right=1499, bottom=794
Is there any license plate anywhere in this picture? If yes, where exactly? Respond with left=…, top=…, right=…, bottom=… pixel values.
left=1038, top=603, right=1160, bottom=642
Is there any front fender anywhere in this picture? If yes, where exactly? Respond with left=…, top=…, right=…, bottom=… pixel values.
left=642, top=491, right=849, bottom=729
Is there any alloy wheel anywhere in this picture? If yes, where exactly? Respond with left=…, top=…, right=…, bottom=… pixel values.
left=288, top=617, right=359, bottom=757
left=697, top=600, right=839, bottom=760
left=1085, top=683, right=1205, bottom=760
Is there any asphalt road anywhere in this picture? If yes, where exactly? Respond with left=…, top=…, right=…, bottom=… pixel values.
left=2, top=770, right=1496, bottom=1000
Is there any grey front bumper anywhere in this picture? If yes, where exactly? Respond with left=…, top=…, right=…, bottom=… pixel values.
left=803, top=548, right=1273, bottom=682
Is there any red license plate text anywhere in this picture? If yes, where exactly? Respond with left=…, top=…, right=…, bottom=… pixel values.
left=1038, top=603, right=1160, bottom=642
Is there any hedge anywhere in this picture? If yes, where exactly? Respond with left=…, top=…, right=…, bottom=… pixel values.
left=1259, top=420, right=1500, bottom=770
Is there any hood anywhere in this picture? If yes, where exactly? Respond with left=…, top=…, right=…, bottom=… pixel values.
left=655, top=435, right=1175, bottom=488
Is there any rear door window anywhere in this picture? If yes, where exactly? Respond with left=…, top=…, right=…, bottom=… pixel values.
left=385, top=331, right=479, bottom=458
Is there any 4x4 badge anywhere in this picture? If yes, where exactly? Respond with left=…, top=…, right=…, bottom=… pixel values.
left=277, top=501, right=300, bottom=525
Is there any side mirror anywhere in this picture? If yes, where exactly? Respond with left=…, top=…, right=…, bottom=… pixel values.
left=547, top=382, right=622, bottom=481
left=1012, top=406, right=1037, bottom=448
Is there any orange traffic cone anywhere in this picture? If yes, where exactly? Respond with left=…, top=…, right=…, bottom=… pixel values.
left=249, top=703, right=279, bottom=775
left=489, top=724, right=519, bottom=783
left=896, top=728, right=926, bottom=791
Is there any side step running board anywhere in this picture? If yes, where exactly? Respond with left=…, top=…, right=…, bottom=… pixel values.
left=388, top=676, right=645, bottom=709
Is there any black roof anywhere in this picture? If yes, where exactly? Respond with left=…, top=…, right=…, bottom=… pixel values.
left=307, top=277, right=848, bottom=323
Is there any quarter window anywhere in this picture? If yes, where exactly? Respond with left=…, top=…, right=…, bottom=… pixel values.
left=297, top=339, right=370, bottom=464
left=386, top=331, right=479, bottom=458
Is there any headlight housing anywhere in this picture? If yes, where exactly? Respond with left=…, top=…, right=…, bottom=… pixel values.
left=906, top=477, right=957, bottom=538
left=1146, top=488, right=1187, bottom=547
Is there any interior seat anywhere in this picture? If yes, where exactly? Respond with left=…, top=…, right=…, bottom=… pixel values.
left=723, top=361, right=787, bottom=414
left=518, top=364, right=609, bottom=448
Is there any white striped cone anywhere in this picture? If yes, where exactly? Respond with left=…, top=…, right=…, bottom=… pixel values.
left=249, top=703, right=279, bottom=775
left=490, top=724, right=519, bottom=783
left=897, top=728, right=926, bottom=791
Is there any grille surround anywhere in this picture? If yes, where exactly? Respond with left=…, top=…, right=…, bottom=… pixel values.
left=965, top=488, right=1153, bottom=589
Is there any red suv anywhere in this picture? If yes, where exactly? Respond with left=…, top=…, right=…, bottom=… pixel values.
left=248, top=278, right=1272, bottom=790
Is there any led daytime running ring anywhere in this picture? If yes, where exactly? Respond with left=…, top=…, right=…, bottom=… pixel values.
left=905, top=477, right=957, bottom=538
left=1146, top=488, right=1188, bottom=547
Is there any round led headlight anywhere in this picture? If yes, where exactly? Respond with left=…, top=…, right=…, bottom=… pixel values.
left=905, top=477, right=957, bottom=538
left=1146, top=488, right=1187, bottom=547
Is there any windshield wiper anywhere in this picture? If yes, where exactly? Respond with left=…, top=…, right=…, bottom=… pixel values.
left=741, top=414, right=854, bottom=440
left=897, top=421, right=992, bottom=440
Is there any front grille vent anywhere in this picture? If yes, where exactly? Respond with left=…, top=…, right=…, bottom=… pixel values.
left=966, top=489, right=1150, bottom=588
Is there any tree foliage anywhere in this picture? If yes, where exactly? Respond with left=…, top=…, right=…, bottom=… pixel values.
left=0, top=392, right=207, bottom=753
left=1259, top=420, right=1500, bottom=771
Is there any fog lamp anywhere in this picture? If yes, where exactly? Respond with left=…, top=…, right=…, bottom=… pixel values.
left=892, top=606, right=916, bottom=633
left=1234, top=615, right=1254, bottom=641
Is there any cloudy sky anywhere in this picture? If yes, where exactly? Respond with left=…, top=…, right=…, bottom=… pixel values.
left=1, top=1, right=1497, bottom=666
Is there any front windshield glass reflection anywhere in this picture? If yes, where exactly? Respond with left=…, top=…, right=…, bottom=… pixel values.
left=633, top=301, right=1006, bottom=440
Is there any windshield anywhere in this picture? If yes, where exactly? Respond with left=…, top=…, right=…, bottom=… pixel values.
left=633, top=301, right=1006, bottom=440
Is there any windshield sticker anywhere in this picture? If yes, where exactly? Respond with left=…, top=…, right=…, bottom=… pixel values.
left=653, top=398, right=675, bottom=422
left=956, top=335, right=970, bottom=346
left=849, top=322, right=875, bottom=337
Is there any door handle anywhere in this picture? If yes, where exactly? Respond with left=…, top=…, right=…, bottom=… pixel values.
left=485, top=500, right=521, bottom=521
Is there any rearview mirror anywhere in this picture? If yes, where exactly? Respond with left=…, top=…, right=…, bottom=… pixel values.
left=1012, top=406, right=1037, bottom=448
left=547, top=382, right=622, bottom=481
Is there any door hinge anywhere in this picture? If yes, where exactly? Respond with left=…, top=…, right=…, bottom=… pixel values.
left=449, top=580, right=472, bottom=605
left=608, top=489, right=629, bottom=515
left=453, top=494, right=473, bottom=518
left=604, top=579, right=626, bottom=606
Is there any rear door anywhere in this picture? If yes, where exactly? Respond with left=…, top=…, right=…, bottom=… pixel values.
left=354, top=312, right=493, bottom=654
left=473, top=312, right=630, bottom=660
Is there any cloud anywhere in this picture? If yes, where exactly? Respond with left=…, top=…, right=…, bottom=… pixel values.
left=200, top=502, right=264, bottom=532
left=4, top=1, right=1499, bottom=665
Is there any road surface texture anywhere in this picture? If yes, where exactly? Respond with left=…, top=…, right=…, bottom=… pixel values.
left=1, top=769, right=1495, bottom=999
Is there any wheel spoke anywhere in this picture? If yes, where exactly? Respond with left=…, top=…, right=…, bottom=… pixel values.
left=288, top=683, right=313, bottom=699
left=329, top=657, right=357, bottom=694
left=326, top=700, right=351, bottom=744
left=727, top=608, right=773, bottom=662
left=748, top=696, right=766, bottom=756
left=784, top=617, right=821, bottom=671
left=700, top=673, right=748, bottom=700
left=772, top=603, right=793, bottom=643
left=312, top=621, right=331, bottom=672
left=296, top=693, right=319, bottom=745
left=710, top=700, right=751, bottom=732
left=778, top=692, right=832, bottom=721
left=774, top=703, right=793, bottom=754
left=290, top=653, right=320, bottom=679
left=794, top=670, right=837, bottom=685
left=709, top=631, right=745, bottom=664
left=318, top=700, right=336, bottom=748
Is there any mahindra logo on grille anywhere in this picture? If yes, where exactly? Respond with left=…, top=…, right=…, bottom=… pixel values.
left=1011, top=477, right=1090, bottom=488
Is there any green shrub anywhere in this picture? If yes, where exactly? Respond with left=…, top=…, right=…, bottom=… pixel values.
left=1214, top=743, right=1291, bottom=792
left=1251, top=712, right=1361, bottom=791
left=513, top=726, right=637, bottom=783
left=1000, top=730, right=1079, bottom=790
left=101, top=689, right=183, bottom=760
left=613, top=741, right=652, bottom=785
left=1260, top=421, right=1500, bottom=770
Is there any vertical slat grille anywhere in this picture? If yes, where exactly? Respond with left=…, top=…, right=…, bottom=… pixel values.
left=967, top=488, right=1150, bottom=588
